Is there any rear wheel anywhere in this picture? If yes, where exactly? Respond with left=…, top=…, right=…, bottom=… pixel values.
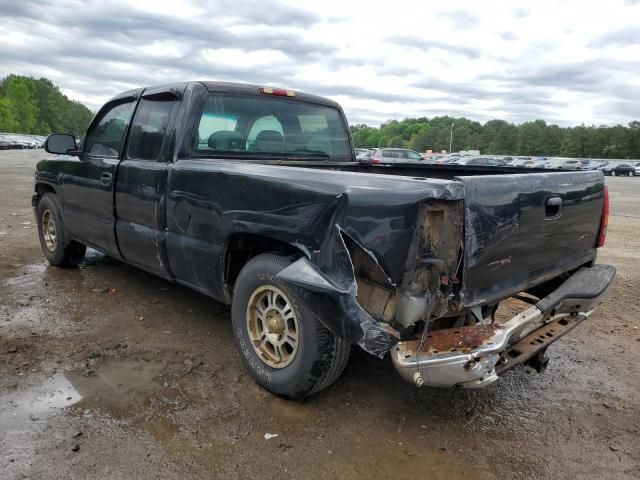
left=231, top=254, right=350, bottom=399
left=36, top=193, right=86, bottom=267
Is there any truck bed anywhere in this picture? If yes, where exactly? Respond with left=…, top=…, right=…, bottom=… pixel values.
left=290, top=161, right=605, bottom=311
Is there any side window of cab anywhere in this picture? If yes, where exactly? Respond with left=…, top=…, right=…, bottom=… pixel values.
left=84, top=100, right=136, bottom=158
left=127, top=96, right=176, bottom=160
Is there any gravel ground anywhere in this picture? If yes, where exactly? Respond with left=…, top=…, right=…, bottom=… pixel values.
left=1, top=149, right=639, bottom=480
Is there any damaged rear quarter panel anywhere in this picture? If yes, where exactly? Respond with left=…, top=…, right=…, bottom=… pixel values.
left=165, top=159, right=464, bottom=355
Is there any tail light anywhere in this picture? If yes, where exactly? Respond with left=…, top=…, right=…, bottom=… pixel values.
left=370, top=158, right=381, bottom=164
left=596, top=185, right=609, bottom=248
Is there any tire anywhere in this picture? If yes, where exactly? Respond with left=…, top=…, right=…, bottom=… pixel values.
left=36, top=193, right=86, bottom=267
left=231, top=254, right=350, bottom=399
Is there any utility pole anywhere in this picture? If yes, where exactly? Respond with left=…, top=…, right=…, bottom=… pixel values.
left=449, top=122, right=455, bottom=154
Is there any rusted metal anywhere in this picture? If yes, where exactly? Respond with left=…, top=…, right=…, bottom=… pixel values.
left=401, top=201, right=464, bottom=319
left=402, top=323, right=500, bottom=354
left=495, top=314, right=585, bottom=375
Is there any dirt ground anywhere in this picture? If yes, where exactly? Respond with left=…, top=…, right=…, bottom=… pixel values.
left=1, top=149, right=639, bottom=480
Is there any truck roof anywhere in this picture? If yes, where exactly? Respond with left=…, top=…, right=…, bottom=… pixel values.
left=200, top=81, right=340, bottom=108
left=107, top=81, right=340, bottom=108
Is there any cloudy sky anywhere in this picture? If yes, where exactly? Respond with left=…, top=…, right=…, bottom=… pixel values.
left=1, top=0, right=640, bottom=126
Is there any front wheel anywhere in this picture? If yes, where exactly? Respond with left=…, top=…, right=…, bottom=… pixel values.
left=231, top=254, right=350, bottom=399
left=611, top=170, right=616, bottom=176
left=629, top=171, right=634, bottom=177
left=36, top=193, right=86, bottom=267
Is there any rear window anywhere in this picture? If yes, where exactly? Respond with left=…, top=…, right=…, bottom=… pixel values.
left=193, top=94, right=351, bottom=160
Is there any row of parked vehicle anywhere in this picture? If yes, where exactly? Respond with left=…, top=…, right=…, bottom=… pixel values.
left=0, top=133, right=46, bottom=149
left=354, top=148, right=640, bottom=176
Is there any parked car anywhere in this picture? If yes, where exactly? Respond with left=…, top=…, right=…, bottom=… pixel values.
left=369, top=148, right=424, bottom=164
left=452, top=157, right=506, bottom=166
left=545, top=158, right=582, bottom=170
left=508, top=158, right=532, bottom=167
left=527, top=159, right=547, bottom=168
left=354, top=148, right=368, bottom=157
left=0, top=133, right=40, bottom=149
left=630, top=162, right=640, bottom=176
left=420, top=155, right=439, bottom=164
left=0, top=135, right=13, bottom=149
left=436, top=156, right=456, bottom=164
left=355, top=148, right=375, bottom=163
left=582, top=161, right=607, bottom=171
left=603, top=163, right=636, bottom=176
left=35, top=80, right=615, bottom=399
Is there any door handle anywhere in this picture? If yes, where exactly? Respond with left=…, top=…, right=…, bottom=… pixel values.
left=100, top=172, right=112, bottom=186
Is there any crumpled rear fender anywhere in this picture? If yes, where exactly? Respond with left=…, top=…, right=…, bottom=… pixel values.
left=276, top=256, right=400, bottom=357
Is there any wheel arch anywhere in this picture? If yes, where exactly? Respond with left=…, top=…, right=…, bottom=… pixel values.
left=223, top=233, right=306, bottom=293
left=35, top=182, right=57, bottom=200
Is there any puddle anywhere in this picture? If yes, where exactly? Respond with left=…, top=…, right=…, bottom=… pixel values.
left=67, top=358, right=166, bottom=418
left=1, top=358, right=171, bottom=430
left=0, top=373, right=80, bottom=468
left=0, top=373, right=80, bottom=426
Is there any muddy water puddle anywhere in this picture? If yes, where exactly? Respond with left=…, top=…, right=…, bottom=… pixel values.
left=1, top=356, right=183, bottom=429
left=68, top=358, right=166, bottom=417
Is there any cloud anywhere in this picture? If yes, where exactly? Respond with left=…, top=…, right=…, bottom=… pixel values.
left=438, top=10, right=479, bottom=29
left=1, top=0, right=640, bottom=126
left=589, top=26, right=640, bottom=47
left=388, top=35, right=482, bottom=59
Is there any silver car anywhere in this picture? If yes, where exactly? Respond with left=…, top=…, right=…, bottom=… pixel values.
left=452, top=157, right=506, bottom=166
left=369, top=148, right=424, bottom=165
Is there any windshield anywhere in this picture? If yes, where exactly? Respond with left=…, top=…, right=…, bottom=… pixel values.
left=193, top=94, right=351, bottom=160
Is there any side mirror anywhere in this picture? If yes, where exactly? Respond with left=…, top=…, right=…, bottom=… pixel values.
left=45, top=133, right=79, bottom=155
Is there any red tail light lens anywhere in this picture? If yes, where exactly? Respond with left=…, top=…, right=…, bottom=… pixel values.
left=596, top=185, right=609, bottom=248
left=370, top=158, right=381, bottom=164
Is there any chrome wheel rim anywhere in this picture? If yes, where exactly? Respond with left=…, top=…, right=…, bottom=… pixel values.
left=41, top=209, right=57, bottom=252
left=246, top=285, right=299, bottom=369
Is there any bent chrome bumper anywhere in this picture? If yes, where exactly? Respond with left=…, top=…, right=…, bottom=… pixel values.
left=391, top=264, right=616, bottom=388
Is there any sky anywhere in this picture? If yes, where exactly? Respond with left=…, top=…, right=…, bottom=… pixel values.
left=1, top=0, right=640, bottom=126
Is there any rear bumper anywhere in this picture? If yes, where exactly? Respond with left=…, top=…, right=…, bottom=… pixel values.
left=391, top=264, right=616, bottom=388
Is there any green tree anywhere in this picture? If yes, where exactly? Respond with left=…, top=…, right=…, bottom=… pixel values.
left=0, top=97, right=18, bottom=131
left=0, top=75, right=94, bottom=136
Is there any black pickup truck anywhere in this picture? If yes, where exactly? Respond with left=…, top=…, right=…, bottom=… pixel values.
left=34, top=81, right=615, bottom=399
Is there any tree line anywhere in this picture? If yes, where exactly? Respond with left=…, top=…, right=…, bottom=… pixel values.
left=2, top=74, right=640, bottom=159
left=351, top=116, right=640, bottom=159
left=0, top=75, right=94, bottom=137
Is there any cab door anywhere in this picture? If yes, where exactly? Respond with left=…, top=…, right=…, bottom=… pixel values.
left=114, top=88, right=181, bottom=277
left=62, top=94, right=138, bottom=256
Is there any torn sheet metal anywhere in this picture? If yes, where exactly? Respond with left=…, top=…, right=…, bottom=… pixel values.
left=277, top=256, right=400, bottom=357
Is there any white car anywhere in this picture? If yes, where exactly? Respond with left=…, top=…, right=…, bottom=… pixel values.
left=545, top=158, right=582, bottom=170
left=369, top=148, right=425, bottom=165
